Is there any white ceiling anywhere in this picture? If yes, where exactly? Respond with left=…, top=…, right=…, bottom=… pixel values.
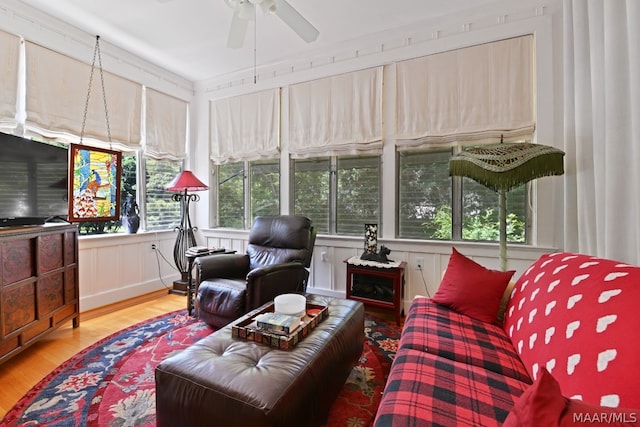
left=18, top=0, right=501, bottom=83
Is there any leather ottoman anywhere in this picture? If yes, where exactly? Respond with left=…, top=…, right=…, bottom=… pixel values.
left=155, top=294, right=365, bottom=427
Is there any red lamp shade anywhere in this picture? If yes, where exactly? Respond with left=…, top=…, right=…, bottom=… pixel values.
left=165, top=170, right=208, bottom=192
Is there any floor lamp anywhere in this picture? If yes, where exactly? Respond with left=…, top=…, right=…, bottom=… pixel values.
left=449, top=137, right=564, bottom=271
left=165, top=170, right=208, bottom=294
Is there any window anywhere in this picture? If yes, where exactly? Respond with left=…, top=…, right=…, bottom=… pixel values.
left=337, top=157, right=380, bottom=235
left=145, top=158, right=181, bottom=231
left=218, top=162, right=244, bottom=228
left=250, top=161, right=280, bottom=219
left=398, top=150, right=452, bottom=239
left=292, top=156, right=381, bottom=235
left=217, top=159, right=280, bottom=228
left=398, top=149, right=528, bottom=242
left=462, top=178, right=526, bottom=242
left=292, top=158, right=330, bottom=233
left=75, top=155, right=183, bottom=235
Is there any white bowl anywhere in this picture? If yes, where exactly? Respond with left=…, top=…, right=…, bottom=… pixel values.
left=274, top=293, right=306, bottom=318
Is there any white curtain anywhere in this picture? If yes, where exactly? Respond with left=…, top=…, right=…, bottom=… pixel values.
left=24, top=42, right=142, bottom=149
left=0, top=30, right=20, bottom=133
left=145, top=88, right=188, bottom=160
left=396, top=36, right=534, bottom=148
left=563, top=0, right=640, bottom=265
left=210, top=88, right=279, bottom=163
left=289, top=67, right=382, bottom=158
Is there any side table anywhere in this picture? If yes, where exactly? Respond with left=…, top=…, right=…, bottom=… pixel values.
left=185, top=248, right=235, bottom=315
left=344, top=256, right=406, bottom=325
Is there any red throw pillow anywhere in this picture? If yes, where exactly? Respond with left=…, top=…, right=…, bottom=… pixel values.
left=432, top=247, right=515, bottom=323
left=504, top=368, right=640, bottom=426
left=502, top=367, right=566, bottom=427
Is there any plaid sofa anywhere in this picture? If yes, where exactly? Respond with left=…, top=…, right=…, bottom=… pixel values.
left=374, top=252, right=640, bottom=426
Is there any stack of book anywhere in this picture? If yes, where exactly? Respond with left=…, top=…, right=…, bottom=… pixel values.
left=186, top=246, right=226, bottom=257
left=254, top=312, right=302, bottom=335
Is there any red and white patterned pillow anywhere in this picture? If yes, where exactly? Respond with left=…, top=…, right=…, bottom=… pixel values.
left=504, top=252, right=640, bottom=409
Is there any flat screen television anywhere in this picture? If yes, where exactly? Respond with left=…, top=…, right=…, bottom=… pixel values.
left=0, top=131, right=69, bottom=227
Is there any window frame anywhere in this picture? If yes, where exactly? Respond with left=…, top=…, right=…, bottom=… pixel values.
left=396, top=147, right=532, bottom=243
left=214, top=158, right=281, bottom=229
left=290, top=154, right=382, bottom=236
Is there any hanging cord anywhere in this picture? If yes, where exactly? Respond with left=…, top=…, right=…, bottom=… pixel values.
left=253, top=5, right=257, bottom=84
left=80, top=35, right=113, bottom=148
left=417, top=265, right=432, bottom=298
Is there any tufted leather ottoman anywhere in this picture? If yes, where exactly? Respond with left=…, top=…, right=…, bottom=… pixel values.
left=155, top=294, right=364, bottom=427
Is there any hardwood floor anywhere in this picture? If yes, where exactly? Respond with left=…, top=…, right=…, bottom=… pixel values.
left=0, top=292, right=186, bottom=419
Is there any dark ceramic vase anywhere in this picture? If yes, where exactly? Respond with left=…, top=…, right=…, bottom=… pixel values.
left=123, top=212, right=140, bottom=234
left=122, top=197, right=140, bottom=234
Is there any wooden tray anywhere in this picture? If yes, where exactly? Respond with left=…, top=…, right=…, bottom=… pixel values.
left=231, top=302, right=329, bottom=350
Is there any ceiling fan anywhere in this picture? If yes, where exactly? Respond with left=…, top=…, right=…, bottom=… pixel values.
left=224, top=0, right=319, bottom=49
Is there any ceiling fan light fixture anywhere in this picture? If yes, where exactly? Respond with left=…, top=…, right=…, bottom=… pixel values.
left=260, top=0, right=277, bottom=14
left=237, top=1, right=255, bottom=20
left=224, top=0, right=318, bottom=48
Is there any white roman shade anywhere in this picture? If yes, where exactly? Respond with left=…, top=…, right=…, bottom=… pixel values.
left=396, top=35, right=534, bottom=149
left=24, top=42, right=142, bottom=149
left=210, top=88, right=280, bottom=164
left=0, top=30, right=20, bottom=133
left=289, top=67, right=382, bottom=158
left=145, top=88, right=188, bottom=160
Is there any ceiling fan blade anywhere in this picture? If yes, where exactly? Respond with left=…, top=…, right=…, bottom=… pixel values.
left=227, top=11, right=249, bottom=49
left=273, top=0, right=319, bottom=43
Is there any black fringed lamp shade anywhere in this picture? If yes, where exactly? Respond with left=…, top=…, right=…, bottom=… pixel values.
left=165, top=170, right=208, bottom=291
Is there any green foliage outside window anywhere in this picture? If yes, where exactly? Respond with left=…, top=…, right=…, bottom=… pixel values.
left=250, top=161, right=280, bottom=219
left=292, top=156, right=381, bottom=236
left=292, top=159, right=330, bottom=234
left=336, top=157, right=380, bottom=235
left=430, top=205, right=525, bottom=242
left=217, top=160, right=281, bottom=229
left=398, top=150, right=452, bottom=239
left=145, top=159, right=181, bottom=231
left=218, top=162, right=244, bottom=228
left=399, top=149, right=527, bottom=243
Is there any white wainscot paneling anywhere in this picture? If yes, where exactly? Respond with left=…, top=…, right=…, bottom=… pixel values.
left=78, top=231, right=179, bottom=312
left=201, top=229, right=555, bottom=315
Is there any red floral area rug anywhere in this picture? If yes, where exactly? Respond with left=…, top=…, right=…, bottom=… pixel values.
left=1, top=310, right=401, bottom=427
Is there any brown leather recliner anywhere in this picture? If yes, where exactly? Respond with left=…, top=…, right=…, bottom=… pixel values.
left=194, top=215, right=316, bottom=328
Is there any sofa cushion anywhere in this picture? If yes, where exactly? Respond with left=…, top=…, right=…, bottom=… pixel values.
left=400, top=297, right=532, bottom=383
left=504, top=252, right=640, bottom=409
left=432, top=247, right=515, bottom=323
left=374, top=348, right=529, bottom=426
left=504, top=367, right=639, bottom=427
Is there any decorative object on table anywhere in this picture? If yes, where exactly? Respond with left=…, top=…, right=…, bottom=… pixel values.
left=165, top=170, right=209, bottom=293
left=68, top=35, right=122, bottom=222
left=120, top=194, right=140, bottom=233
left=364, top=223, right=378, bottom=254
left=273, top=293, right=306, bottom=317
left=361, top=244, right=392, bottom=264
left=449, top=136, right=565, bottom=271
left=232, top=302, right=329, bottom=350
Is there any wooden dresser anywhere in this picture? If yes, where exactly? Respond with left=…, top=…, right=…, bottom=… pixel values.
left=0, top=223, right=79, bottom=364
